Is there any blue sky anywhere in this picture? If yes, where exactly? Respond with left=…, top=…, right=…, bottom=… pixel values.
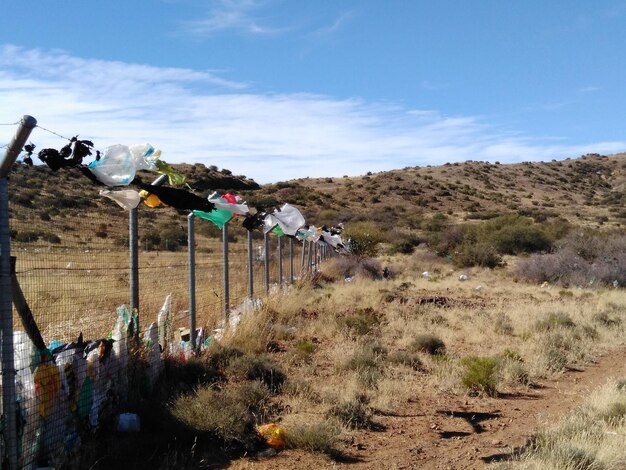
left=1, top=0, right=626, bottom=183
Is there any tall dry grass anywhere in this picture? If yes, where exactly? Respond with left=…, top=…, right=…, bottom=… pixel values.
left=494, top=379, right=626, bottom=469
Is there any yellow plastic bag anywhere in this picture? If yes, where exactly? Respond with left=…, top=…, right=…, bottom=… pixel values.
left=257, top=423, right=287, bottom=449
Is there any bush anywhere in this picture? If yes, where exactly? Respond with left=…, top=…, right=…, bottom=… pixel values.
left=343, top=222, right=388, bottom=258
left=460, top=356, right=499, bottom=397
left=337, top=308, right=382, bottom=337
left=228, top=355, right=286, bottom=393
left=517, top=231, right=626, bottom=288
left=285, top=420, right=342, bottom=456
left=388, top=351, right=423, bottom=371
left=169, top=381, right=271, bottom=449
left=410, top=334, right=446, bottom=355
left=327, top=394, right=374, bottom=429
left=534, top=312, right=576, bottom=332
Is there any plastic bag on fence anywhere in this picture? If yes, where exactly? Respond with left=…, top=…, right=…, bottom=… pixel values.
left=144, top=322, right=163, bottom=388
left=155, top=159, right=186, bottom=186
left=143, top=192, right=162, bottom=208
left=14, top=332, right=41, bottom=469
left=208, top=191, right=250, bottom=215
left=34, top=354, right=66, bottom=462
left=129, top=143, right=158, bottom=171
left=100, top=189, right=141, bottom=210
left=273, top=204, right=305, bottom=236
left=88, top=144, right=136, bottom=186
left=112, top=305, right=130, bottom=402
left=157, top=294, right=172, bottom=350
left=193, top=207, right=233, bottom=229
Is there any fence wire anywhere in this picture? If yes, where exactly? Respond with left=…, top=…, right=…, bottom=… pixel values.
left=4, top=174, right=316, bottom=468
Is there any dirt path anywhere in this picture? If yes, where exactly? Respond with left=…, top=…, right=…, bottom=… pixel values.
left=228, top=345, right=626, bottom=469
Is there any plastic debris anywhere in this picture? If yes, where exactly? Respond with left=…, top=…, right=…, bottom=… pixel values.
left=257, top=423, right=287, bottom=449
left=208, top=192, right=250, bottom=215
left=157, top=294, right=172, bottom=350
left=117, top=413, right=141, bottom=432
left=459, top=274, right=469, bottom=281
left=155, top=159, right=185, bottom=186
left=193, top=207, right=233, bottom=229
left=88, top=144, right=136, bottom=186
left=100, top=189, right=141, bottom=210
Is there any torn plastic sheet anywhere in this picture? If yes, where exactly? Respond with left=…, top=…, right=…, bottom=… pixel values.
left=208, top=192, right=250, bottom=215
left=193, top=207, right=233, bottom=229
left=99, top=189, right=141, bottom=210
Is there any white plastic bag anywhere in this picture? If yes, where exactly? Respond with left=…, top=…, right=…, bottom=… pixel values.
left=99, top=189, right=141, bottom=210
left=88, top=144, right=136, bottom=186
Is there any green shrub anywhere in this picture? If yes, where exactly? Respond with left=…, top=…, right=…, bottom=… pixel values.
left=454, top=243, right=503, bottom=268
left=460, top=356, right=499, bottom=397
left=343, top=222, right=388, bottom=258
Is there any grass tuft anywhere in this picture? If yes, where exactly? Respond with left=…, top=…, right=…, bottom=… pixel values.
left=460, top=356, right=499, bottom=397
left=410, top=334, right=446, bottom=355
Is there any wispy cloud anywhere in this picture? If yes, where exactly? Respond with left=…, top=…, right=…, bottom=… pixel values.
left=1, top=46, right=623, bottom=183
left=578, top=85, right=600, bottom=93
left=313, top=11, right=353, bottom=37
left=182, top=0, right=286, bottom=36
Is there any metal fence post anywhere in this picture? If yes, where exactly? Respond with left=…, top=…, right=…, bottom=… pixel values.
left=263, top=225, right=277, bottom=294
left=289, top=237, right=294, bottom=284
left=307, top=241, right=313, bottom=272
left=223, top=221, right=229, bottom=317
left=301, top=239, right=307, bottom=270
left=0, top=114, right=37, bottom=470
left=313, top=242, right=318, bottom=272
left=277, top=236, right=283, bottom=285
left=129, top=207, right=139, bottom=324
left=247, top=230, right=253, bottom=299
left=264, top=230, right=270, bottom=294
left=187, top=213, right=196, bottom=349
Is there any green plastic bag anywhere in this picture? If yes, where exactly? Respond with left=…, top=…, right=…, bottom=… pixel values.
left=193, top=208, right=233, bottom=229
left=155, top=160, right=186, bottom=186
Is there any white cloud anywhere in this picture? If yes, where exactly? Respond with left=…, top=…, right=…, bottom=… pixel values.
left=1, top=46, right=624, bottom=184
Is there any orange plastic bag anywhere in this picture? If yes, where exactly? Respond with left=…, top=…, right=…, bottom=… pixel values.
left=257, top=423, right=287, bottom=449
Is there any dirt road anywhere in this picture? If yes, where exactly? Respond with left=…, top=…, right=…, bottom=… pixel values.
left=228, top=345, right=626, bottom=469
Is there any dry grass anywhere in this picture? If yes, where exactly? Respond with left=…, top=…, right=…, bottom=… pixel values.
left=494, top=379, right=626, bottom=469
left=226, top=247, right=626, bottom=460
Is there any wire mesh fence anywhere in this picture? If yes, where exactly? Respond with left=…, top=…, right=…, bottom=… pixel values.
left=3, top=181, right=312, bottom=469
left=0, top=116, right=331, bottom=468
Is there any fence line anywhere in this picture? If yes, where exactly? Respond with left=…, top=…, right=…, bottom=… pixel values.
left=0, top=116, right=335, bottom=468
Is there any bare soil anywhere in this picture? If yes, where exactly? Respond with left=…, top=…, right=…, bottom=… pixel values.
left=227, top=345, right=626, bottom=469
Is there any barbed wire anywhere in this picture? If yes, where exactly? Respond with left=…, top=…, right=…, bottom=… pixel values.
left=0, top=121, right=20, bottom=126
left=35, top=124, right=71, bottom=141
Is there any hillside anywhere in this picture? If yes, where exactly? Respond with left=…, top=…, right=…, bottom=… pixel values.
left=6, top=152, right=626, bottom=246
left=243, top=152, right=626, bottom=230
